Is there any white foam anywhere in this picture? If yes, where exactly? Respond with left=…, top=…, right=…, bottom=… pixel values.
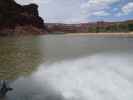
left=33, top=53, right=133, bottom=100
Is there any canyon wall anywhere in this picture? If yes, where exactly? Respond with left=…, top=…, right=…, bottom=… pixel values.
left=0, top=0, right=48, bottom=36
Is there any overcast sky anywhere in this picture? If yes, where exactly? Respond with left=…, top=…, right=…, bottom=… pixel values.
left=15, top=0, right=133, bottom=23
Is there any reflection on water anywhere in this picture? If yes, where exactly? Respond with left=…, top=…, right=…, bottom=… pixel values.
left=0, top=35, right=133, bottom=100
left=0, top=36, right=43, bottom=79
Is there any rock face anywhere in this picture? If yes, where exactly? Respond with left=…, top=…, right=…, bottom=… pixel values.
left=0, top=0, right=47, bottom=36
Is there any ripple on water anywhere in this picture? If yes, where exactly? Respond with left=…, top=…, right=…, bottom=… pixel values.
left=7, top=52, right=133, bottom=100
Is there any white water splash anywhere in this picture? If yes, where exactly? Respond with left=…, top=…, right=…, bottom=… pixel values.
left=33, top=53, right=133, bottom=100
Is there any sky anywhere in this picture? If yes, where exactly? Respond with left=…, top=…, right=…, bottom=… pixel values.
left=15, top=0, right=133, bottom=23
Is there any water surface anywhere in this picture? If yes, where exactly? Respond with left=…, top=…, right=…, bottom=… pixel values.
left=0, top=35, right=133, bottom=100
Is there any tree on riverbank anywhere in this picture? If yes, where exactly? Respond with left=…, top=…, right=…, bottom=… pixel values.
left=87, top=21, right=133, bottom=33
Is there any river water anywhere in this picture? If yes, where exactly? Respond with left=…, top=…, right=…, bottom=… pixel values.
left=0, top=35, right=133, bottom=100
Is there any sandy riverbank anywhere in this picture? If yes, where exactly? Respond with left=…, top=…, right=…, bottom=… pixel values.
left=65, top=32, right=133, bottom=37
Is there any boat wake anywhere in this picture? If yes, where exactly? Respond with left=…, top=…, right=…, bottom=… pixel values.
left=34, top=53, right=133, bottom=100
left=10, top=53, right=133, bottom=100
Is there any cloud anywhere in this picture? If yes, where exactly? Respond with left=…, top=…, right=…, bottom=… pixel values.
left=15, top=0, right=51, bottom=5
left=116, top=12, right=123, bottom=17
left=92, top=11, right=110, bottom=16
left=40, top=0, right=120, bottom=23
left=122, top=2, right=133, bottom=15
left=15, top=0, right=132, bottom=23
left=115, top=2, right=133, bottom=17
left=81, top=0, right=120, bottom=11
left=38, top=0, right=89, bottom=23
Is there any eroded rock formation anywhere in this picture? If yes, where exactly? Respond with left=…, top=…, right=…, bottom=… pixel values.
left=0, top=0, right=48, bottom=36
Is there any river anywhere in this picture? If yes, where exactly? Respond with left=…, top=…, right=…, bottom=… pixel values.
left=0, top=35, right=133, bottom=100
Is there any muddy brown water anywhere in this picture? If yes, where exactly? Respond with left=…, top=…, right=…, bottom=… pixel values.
left=0, top=35, right=133, bottom=100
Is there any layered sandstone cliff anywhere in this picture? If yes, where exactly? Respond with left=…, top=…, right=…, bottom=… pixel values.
left=0, top=0, right=48, bottom=36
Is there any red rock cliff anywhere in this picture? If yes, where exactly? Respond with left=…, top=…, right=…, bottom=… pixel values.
left=0, top=0, right=48, bottom=36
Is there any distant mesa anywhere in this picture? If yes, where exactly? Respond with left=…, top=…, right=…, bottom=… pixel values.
left=0, top=0, right=48, bottom=36
left=46, top=20, right=133, bottom=33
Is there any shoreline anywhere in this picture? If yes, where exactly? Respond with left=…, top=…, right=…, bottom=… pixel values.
left=0, top=32, right=133, bottom=38
left=49, top=32, right=133, bottom=38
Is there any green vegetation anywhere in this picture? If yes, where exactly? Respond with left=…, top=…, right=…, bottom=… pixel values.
left=88, top=26, right=98, bottom=33
left=88, top=21, right=133, bottom=33
left=128, top=23, right=133, bottom=31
